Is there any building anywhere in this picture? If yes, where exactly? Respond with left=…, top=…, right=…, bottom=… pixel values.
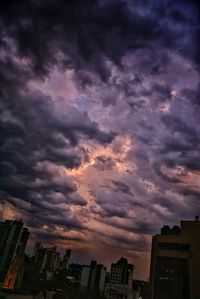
left=80, top=260, right=106, bottom=292
left=105, top=257, right=134, bottom=299
left=150, top=216, right=200, bottom=299
left=0, top=219, right=29, bottom=290
left=67, top=263, right=82, bottom=280
left=132, top=280, right=150, bottom=299
left=62, top=249, right=71, bottom=270
left=110, top=257, right=134, bottom=285
left=33, top=244, right=60, bottom=271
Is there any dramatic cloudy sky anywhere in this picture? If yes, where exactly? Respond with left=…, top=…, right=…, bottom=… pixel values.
left=0, top=0, right=200, bottom=279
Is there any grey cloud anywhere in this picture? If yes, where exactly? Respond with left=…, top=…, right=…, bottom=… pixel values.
left=161, top=114, right=198, bottom=143
left=0, top=53, right=116, bottom=234
left=112, top=180, right=133, bottom=196
left=0, top=0, right=198, bottom=84
left=95, top=205, right=127, bottom=218
left=151, top=197, right=175, bottom=211
left=0, top=0, right=200, bottom=279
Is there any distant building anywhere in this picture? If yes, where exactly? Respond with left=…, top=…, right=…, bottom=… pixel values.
left=62, top=249, right=71, bottom=270
left=32, top=242, right=42, bottom=261
left=150, top=216, right=200, bottom=299
left=80, top=260, right=106, bottom=292
left=0, top=219, right=29, bottom=290
left=132, top=280, right=150, bottom=299
left=67, top=263, right=82, bottom=280
left=33, top=244, right=60, bottom=271
left=105, top=257, right=134, bottom=299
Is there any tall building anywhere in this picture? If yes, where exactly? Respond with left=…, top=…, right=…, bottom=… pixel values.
left=62, top=249, right=71, bottom=270
left=80, top=260, right=106, bottom=292
left=105, top=257, right=134, bottom=299
left=150, top=216, right=200, bottom=299
left=32, top=242, right=42, bottom=261
left=0, top=219, right=29, bottom=290
left=33, top=244, right=60, bottom=271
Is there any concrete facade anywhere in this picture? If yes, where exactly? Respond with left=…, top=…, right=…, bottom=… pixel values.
left=105, top=257, right=134, bottom=299
left=80, top=261, right=106, bottom=292
left=150, top=217, right=200, bottom=299
left=0, top=220, right=29, bottom=290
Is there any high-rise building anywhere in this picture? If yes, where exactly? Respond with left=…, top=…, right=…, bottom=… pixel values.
left=0, top=219, right=29, bottom=290
left=105, top=257, right=134, bottom=299
left=150, top=216, right=200, bottom=299
left=80, top=260, right=106, bottom=292
left=32, top=242, right=42, bottom=261
left=62, top=249, right=71, bottom=270
left=33, top=244, right=60, bottom=271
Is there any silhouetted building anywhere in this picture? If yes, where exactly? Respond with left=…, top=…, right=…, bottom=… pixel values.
left=105, top=257, right=134, bottom=299
left=80, top=260, right=106, bottom=292
left=62, top=249, right=71, bottom=270
left=0, top=219, right=29, bottom=290
left=32, top=241, right=42, bottom=261
left=150, top=216, right=200, bottom=299
left=132, top=280, right=150, bottom=299
left=67, top=263, right=82, bottom=278
left=33, top=244, right=60, bottom=271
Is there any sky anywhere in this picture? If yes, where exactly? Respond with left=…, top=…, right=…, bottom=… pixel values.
left=0, top=0, right=200, bottom=280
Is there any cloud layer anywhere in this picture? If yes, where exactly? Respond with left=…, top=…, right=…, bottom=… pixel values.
left=0, top=0, right=200, bottom=279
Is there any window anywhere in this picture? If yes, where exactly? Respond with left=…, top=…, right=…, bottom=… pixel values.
left=157, top=242, right=190, bottom=251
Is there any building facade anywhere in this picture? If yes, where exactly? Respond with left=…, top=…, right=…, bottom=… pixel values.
left=80, top=260, right=106, bottom=292
left=0, top=220, right=29, bottom=290
left=105, top=257, right=134, bottom=299
left=62, top=249, right=71, bottom=270
left=33, top=244, right=60, bottom=271
left=150, top=217, right=200, bottom=299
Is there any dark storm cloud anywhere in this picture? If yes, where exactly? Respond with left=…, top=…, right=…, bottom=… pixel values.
left=161, top=114, right=199, bottom=143
left=151, top=111, right=200, bottom=185
left=104, top=217, right=157, bottom=236
left=93, top=204, right=128, bottom=219
left=0, top=0, right=200, bottom=279
left=180, top=187, right=200, bottom=197
left=151, top=197, right=175, bottom=211
left=162, top=152, right=200, bottom=172
left=112, top=180, right=133, bottom=196
left=0, top=0, right=199, bottom=84
left=151, top=83, right=172, bottom=102
left=159, top=139, right=192, bottom=154
left=93, top=229, right=150, bottom=253
left=35, top=231, right=84, bottom=243
left=0, top=39, right=115, bottom=232
left=181, top=86, right=200, bottom=106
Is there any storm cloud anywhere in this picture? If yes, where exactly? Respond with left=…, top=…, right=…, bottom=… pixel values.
left=0, top=0, right=200, bottom=279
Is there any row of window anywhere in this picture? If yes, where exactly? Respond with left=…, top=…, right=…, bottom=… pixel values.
left=157, top=242, right=190, bottom=251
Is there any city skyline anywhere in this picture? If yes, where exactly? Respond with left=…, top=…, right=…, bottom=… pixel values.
left=0, top=0, right=200, bottom=280
left=1, top=217, right=199, bottom=298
